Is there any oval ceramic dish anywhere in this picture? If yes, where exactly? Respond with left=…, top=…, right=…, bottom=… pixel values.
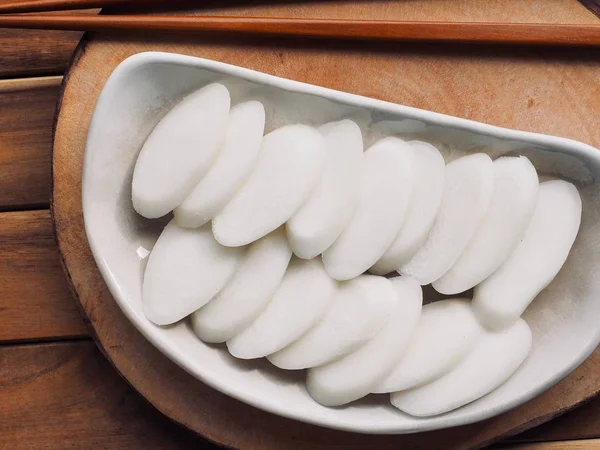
left=82, top=51, right=600, bottom=434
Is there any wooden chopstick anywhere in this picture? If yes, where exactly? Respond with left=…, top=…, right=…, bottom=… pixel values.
left=1, top=14, right=600, bottom=47
left=0, top=0, right=153, bottom=13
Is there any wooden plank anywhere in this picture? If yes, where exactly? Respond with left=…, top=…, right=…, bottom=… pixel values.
left=0, top=209, right=87, bottom=342
left=0, top=8, right=101, bottom=77
left=0, top=77, right=62, bottom=210
left=511, top=395, right=600, bottom=443
left=502, top=438, right=600, bottom=449
left=0, top=341, right=212, bottom=449
left=2, top=340, right=600, bottom=450
left=0, top=28, right=82, bottom=77
left=189, top=0, right=596, bottom=22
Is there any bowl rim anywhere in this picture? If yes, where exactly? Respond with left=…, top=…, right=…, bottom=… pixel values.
left=82, top=50, right=600, bottom=434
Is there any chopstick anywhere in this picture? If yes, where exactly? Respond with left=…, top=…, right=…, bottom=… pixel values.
left=1, top=14, right=600, bottom=47
left=0, top=0, right=156, bottom=13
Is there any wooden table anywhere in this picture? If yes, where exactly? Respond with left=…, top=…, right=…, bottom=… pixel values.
left=3, top=2, right=600, bottom=449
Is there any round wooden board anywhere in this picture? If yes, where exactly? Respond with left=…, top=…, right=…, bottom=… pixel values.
left=52, top=1, right=600, bottom=449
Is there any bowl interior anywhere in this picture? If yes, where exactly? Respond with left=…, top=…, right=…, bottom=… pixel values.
left=82, top=51, right=600, bottom=434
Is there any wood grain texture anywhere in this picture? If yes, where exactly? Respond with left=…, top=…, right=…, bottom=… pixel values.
left=5, top=16, right=600, bottom=48
left=192, top=0, right=599, bottom=23
left=0, top=0, right=153, bottom=13
left=514, top=396, right=600, bottom=442
left=0, top=7, right=99, bottom=77
left=504, top=439, right=600, bottom=449
left=0, top=341, right=210, bottom=449
left=51, top=2, right=600, bottom=449
left=0, top=209, right=87, bottom=342
left=0, top=77, right=62, bottom=210
left=0, top=0, right=595, bottom=78
left=3, top=0, right=596, bottom=20
left=1, top=341, right=599, bottom=450
left=49, top=1, right=600, bottom=448
left=0, top=28, right=82, bottom=77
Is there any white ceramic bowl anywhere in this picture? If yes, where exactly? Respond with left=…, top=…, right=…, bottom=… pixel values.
left=83, top=51, right=600, bottom=434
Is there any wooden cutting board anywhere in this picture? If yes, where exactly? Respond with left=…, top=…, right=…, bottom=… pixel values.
left=52, top=1, right=600, bottom=448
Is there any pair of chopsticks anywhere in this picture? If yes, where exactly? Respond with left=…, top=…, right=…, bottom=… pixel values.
left=1, top=0, right=600, bottom=47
